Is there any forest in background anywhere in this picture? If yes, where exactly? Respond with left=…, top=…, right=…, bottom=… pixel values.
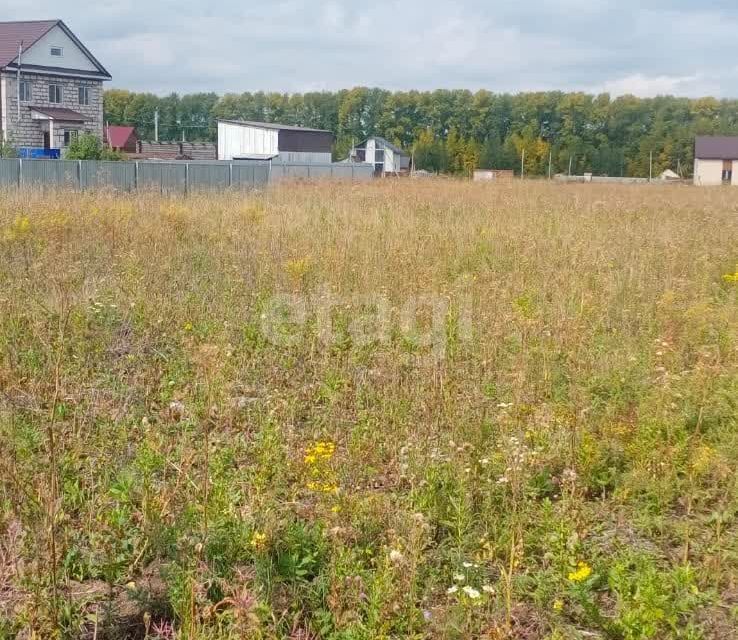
left=103, top=87, right=738, bottom=176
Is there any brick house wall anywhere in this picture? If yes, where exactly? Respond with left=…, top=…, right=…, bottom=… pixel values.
left=0, top=71, right=103, bottom=148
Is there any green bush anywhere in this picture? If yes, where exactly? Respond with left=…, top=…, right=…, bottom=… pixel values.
left=65, top=133, right=124, bottom=161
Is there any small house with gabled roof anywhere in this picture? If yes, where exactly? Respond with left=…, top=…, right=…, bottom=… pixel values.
left=347, top=136, right=411, bottom=176
left=694, top=136, right=738, bottom=186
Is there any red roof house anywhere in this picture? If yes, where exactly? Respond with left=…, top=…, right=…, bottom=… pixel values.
left=104, top=126, right=139, bottom=153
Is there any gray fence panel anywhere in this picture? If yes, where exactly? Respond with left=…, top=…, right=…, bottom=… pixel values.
left=21, top=159, right=79, bottom=188
left=3, top=158, right=373, bottom=192
left=0, top=159, right=20, bottom=186
left=81, top=161, right=136, bottom=190
left=309, top=165, right=333, bottom=179
left=187, top=163, right=230, bottom=190
left=138, top=163, right=186, bottom=193
left=232, top=164, right=255, bottom=189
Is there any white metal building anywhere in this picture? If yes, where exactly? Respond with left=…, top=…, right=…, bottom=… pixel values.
left=217, top=119, right=333, bottom=162
left=693, top=136, right=738, bottom=186
left=347, top=136, right=411, bottom=176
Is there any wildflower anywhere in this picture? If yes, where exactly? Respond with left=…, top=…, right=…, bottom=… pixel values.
left=183, top=322, right=194, bottom=332
left=722, top=266, right=738, bottom=282
left=482, top=584, right=495, bottom=594
left=453, top=573, right=465, bottom=582
left=479, top=458, right=490, bottom=465
left=553, top=599, right=564, bottom=612
left=389, top=549, right=404, bottom=564
left=568, top=561, right=592, bottom=582
left=447, top=585, right=459, bottom=595
left=462, top=562, right=474, bottom=568
left=331, top=505, right=341, bottom=514
left=250, top=531, right=267, bottom=550
left=462, top=586, right=481, bottom=599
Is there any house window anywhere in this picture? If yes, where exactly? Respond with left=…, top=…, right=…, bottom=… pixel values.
left=49, top=84, right=62, bottom=104
left=50, top=46, right=63, bottom=57
left=64, top=130, right=78, bottom=147
left=78, top=86, right=90, bottom=106
left=19, top=80, right=31, bottom=102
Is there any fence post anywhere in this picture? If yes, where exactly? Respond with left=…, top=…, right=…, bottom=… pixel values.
left=134, top=162, right=139, bottom=192
left=185, top=163, right=189, bottom=196
left=78, top=160, right=83, bottom=190
left=229, top=162, right=233, bottom=188
left=18, top=158, right=22, bottom=189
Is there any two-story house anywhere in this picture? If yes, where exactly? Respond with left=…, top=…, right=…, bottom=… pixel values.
left=0, top=20, right=111, bottom=156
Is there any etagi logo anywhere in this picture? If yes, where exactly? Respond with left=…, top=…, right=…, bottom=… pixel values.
left=259, top=288, right=473, bottom=366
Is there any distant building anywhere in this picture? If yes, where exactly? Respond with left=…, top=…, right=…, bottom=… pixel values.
left=104, top=125, right=138, bottom=153
left=0, top=19, right=111, bottom=157
left=217, top=119, right=333, bottom=162
left=348, top=137, right=411, bottom=176
left=694, top=136, right=738, bottom=185
left=473, top=169, right=514, bottom=181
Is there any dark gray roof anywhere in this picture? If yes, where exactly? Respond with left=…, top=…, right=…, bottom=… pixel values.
left=695, top=136, right=738, bottom=160
left=0, top=20, right=111, bottom=79
left=356, top=136, right=409, bottom=158
left=31, top=106, right=87, bottom=122
left=218, top=119, right=330, bottom=133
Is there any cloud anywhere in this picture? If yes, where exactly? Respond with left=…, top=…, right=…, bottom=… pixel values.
left=7, top=0, right=738, bottom=97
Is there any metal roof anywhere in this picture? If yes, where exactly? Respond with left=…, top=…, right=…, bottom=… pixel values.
left=0, top=20, right=111, bottom=78
left=0, top=20, right=57, bottom=67
left=104, top=125, right=137, bottom=147
left=355, top=136, right=409, bottom=158
left=31, top=106, right=87, bottom=122
left=218, top=119, right=330, bottom=133
left=694, top=136, right=738, bottom=160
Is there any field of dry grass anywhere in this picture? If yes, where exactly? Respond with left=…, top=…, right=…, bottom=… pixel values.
left=1, top=180, right=737, bottom=639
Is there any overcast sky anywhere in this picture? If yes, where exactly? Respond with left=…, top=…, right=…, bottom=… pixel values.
left=8, top=1, right=738, bottom=98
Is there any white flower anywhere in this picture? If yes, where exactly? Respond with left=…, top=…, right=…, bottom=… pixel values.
left=482, top=584, right=495, bottom=594
left=480, top=458, right=490, bottom=465
left=389, top=549, right=404, bottom=564
left=496, top=402, right=513, bottom=409
left=447, top=585, right=459, bottom=594
left=453, top=573, right=465, bottom=582
left=462, top=586, right=481, bottom=599
left=462, top=562, right=474, bottom=568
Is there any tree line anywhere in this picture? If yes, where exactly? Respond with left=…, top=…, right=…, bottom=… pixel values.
left=103, top=88, right=738, bottom=176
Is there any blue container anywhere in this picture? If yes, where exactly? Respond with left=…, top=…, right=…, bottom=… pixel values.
left=19, top=147, right=61, bottom=159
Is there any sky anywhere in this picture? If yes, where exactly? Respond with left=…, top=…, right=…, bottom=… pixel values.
left=7, top=0, right=738, bottom=98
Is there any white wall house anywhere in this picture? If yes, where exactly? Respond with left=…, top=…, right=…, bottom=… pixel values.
left=693, top=136, right=738, bottom=186
left=347, top=136, right=411, bottom=176
left=217, top=120, right=333, bottom=162
left=0, top=20, right=111, bottom=155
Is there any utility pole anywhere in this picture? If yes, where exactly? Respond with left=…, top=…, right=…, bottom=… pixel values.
left=154, top=109, right=159, bottom=142
left=521, top=148, right=525, bottom=180
left=16, top=41, right=23, bottom=121
left=568, top=155, right=573, bottom=176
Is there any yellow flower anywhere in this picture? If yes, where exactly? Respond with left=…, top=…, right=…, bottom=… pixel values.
left=568, top=561, right=592, bottom=582
left=183, top=322, right=194, bottom=332
left=331, top=505, right=341, bottom=513
left=250, top=531, right=267, bottom=550
left=723, top=265, right=738, bottom=282
left=4, top=215, right=32, bottom=241
left=304, top=454, right=317, bottom=465
left=553, top=599, right=564, bottom=612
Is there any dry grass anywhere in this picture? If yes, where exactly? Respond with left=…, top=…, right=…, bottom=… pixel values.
left=0, top=180, right=737, bottom=639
